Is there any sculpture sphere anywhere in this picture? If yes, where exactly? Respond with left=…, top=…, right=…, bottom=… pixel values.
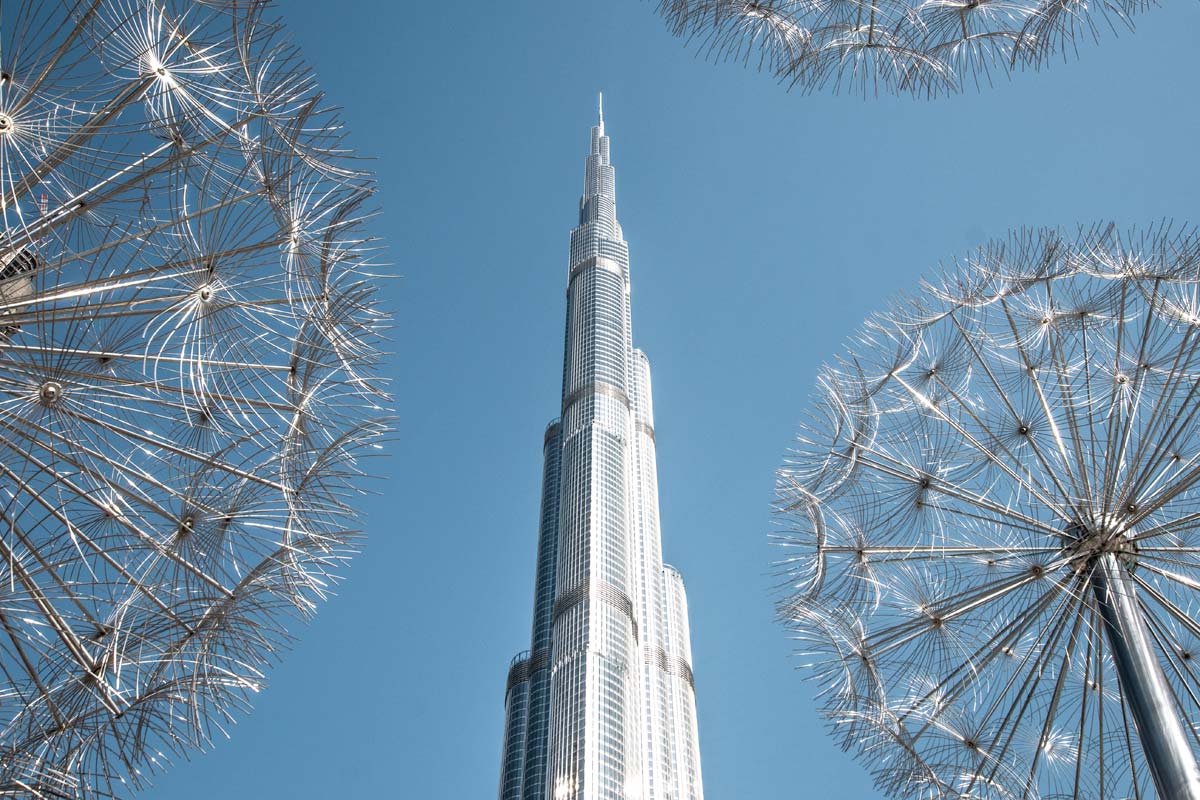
left=656, top=0, right=1156, bottom=97
left=0, top=2, right=385, bottom=796
left=779, top=224, right=1200, bottom=798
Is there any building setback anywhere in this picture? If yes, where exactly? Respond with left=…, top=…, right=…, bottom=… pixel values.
left=497, top=99, right=703, bottom=800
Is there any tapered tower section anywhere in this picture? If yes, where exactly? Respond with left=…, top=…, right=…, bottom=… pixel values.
left=497, top=100, right=704, bottom=800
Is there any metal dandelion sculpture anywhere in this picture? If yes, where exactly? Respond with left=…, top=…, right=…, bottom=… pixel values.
left=778, top=224, right=1200, bottom=799
left=0, top=1, right=385, bottom=796
left=655, top=0, right=1156, bottom=96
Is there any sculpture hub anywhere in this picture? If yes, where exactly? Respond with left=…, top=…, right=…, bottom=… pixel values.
left=1066, top=517, right=1139, bottom=573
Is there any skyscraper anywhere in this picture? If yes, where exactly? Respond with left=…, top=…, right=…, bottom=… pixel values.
left=497, top=99, right=704, bottom=800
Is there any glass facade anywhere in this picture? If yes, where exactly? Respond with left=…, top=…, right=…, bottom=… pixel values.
left=498, top=103, right=704, bottom=800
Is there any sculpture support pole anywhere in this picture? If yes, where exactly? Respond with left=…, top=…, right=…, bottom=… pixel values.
left=1091, top=552, right=1200, bottom=799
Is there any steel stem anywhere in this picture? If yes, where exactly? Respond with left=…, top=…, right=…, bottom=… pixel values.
left=1091, top=552, right=1200, bottom=799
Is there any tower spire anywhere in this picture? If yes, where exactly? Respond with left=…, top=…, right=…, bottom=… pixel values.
left=598, top=91, right=604, bottom=133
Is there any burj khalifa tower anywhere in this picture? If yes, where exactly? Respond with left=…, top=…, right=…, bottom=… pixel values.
left=496, top=99, right=704, bottom=800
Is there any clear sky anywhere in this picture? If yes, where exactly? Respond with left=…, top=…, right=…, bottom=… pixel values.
left=145, top=2, right=1200, bottom=799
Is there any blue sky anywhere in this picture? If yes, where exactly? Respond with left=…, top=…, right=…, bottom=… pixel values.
left=146, top=2, right=1200, bottom=798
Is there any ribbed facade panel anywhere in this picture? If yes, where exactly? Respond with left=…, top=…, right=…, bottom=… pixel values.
left=498, top=104, right=703, bottom=800
left=629, top=351, right=674, bottom=800
left=522, top=422, right=563, bottom=798
left=501, top=659, right=532, bottom=800
left=662, top=567, right=703, bottom=800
